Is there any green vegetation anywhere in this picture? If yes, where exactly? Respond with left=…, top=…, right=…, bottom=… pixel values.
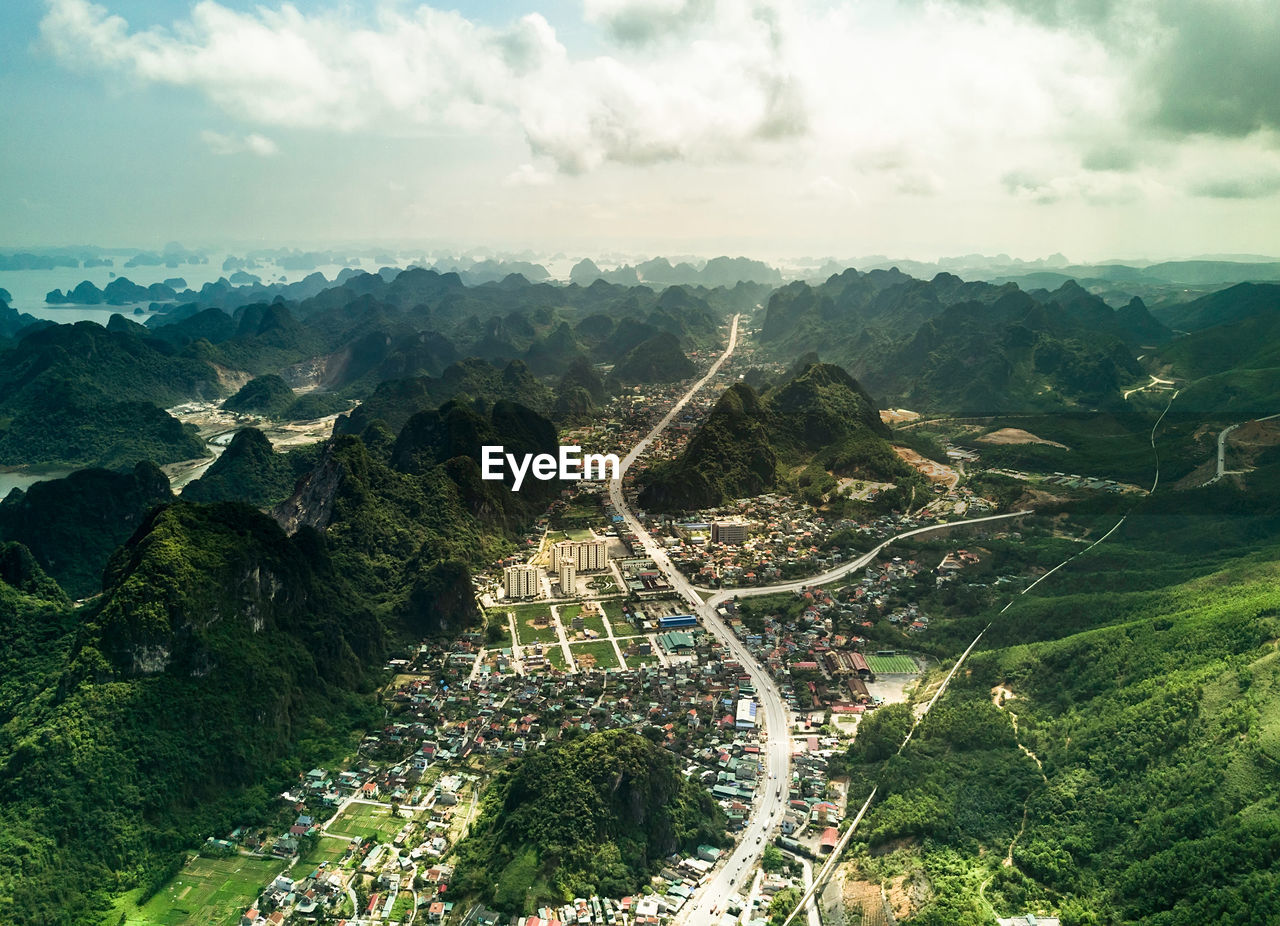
left=281, top=390, right=352, bottom=420
left=758, top=272, right=1169, bottom=415
left=182, top=427, right=321, bottom=508
left=840, top=480, right=1280, bottom=925
left=865, top=654, right=918, bottom=675
left=0, top=503, right=382, bottom=925
left=0, top=321, right=219, bottom=468
left=517, top=617, right=560, bottom=645
left=329, top=804, right=408, bottom=843
left=572, top=640, right=620, bottom=670
left=452, top=730, right=725, bottom=910
left=0, top=390, right=207, bottom=470
left=0, top=461, right=173, bottom=598
left=110, top=854, right=286, bottom=926
left=578, top=613, right=607, bottom=638
left=221, top=373, right=296, bottom=416
left=640, top=361, right=915, bottom=511
left=336, top=359, right=554, bottom=436
left=276, top=399, right=565, bottom=635
left=296, top=834, right=353, bottom=871
left=607, top=331, right=696, bottom=385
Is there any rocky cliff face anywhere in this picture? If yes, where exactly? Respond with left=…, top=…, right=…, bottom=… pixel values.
left=273, top=439, right=345, bottom=534
left=94, top=502, right=361, bottom=679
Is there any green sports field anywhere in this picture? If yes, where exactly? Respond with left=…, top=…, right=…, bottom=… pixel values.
left=866, top=654, right=919, bottom=675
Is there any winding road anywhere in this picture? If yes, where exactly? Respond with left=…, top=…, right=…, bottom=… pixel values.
left=1201, top=412, right=1279, bottom=487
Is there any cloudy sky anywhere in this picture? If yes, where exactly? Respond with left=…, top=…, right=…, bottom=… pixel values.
left=2, top=0, right=1278, bottom=261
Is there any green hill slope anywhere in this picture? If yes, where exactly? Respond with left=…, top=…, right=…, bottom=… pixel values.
left=0, top=503, right=382, bottom=925
left=639, top=361, right=914, bottom=511
left=839, top=483, right=1280, bottom=926
left=0, top=462, right=173, bottom=598
left=452, top=730, right=725, bottom=910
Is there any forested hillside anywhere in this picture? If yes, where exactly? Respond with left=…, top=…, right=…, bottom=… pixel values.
left=452, top=730, right=726, bottom=911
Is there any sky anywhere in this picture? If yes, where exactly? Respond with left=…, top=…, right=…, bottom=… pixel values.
left=1, top=0, right=1278, bottom=263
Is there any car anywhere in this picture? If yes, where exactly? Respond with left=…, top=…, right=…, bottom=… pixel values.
left=729, top=878, right=735, bottom=885
left=756, top=836, right=761, bottom=843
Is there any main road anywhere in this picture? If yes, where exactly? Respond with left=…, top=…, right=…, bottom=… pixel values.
left=609, top=315, right=794, bottom=923
left=608, top=314, right=1028, bottom=924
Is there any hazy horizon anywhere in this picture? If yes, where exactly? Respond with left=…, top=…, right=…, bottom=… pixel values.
left=3, top=1, right=1279, bottom=261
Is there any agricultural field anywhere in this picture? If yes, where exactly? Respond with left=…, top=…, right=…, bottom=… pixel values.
left=866, top=654, right=920, bottom=675
left=327, top=803, right=410, bottom=844
left=113, top=854, right=285, bottom=926
left=572, top=640, right=620, bottom=670
left=296, top=834, right=355, bottom=872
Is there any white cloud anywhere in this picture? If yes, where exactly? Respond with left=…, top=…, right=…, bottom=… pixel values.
left=503, top=163, right=554, bottom=187
left=40, top=0, right=813, bottom=174
left=49, top=0, right=1274, bottom=221
left=200, top=129, right=279, bottom=156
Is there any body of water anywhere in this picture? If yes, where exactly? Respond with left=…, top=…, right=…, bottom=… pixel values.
left=0, top=255, right=372, bottom=324
left=0, top=467, right=75, bottom=498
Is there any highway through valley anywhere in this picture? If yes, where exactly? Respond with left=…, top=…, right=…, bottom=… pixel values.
left=607, top=315, right=1028, bottom=924
left=609, top=314, right=794, bottom=924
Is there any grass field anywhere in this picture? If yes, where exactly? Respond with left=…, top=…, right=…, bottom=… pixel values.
left=508, top=603, right=553, bottom=620
left=485, top=616, right=513, bottom=645
left=565, top=527, right=597, bottom=541
left=867, top=654, right=920, bottom=675
left=625, top=649, right=659, bottom=667
left=559, top=604, right=582, bottom=623
left=572, top=640, right=620, bottom=670
left=114, top=854, right=284, bottom=926
left=391, top=889, right=416, bottom=920
left=545, top=647, right=569, bottom=670
left=296, top=834, right=355, bottom=873
left=327, top=803, right=409, bottom=843
left=516, top=617, right=560, bottom=645
left=578, top=613, right=607, bottom=638
left=601, top=599, right=627, bottom=620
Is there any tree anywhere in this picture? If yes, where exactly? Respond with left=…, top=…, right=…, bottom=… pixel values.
left=761, top=844, right=785, bottom=872
left=768, top=888, right=802, bottom=926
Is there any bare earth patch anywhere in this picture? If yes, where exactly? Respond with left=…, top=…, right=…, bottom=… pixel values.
left=893, top=446, right=959, bottom=489
left=1231, top=419, right=1280, bottom=448
left=888, top=874, right=919, bottom=921
left=975, top=428, right=1068, bottom=449
left=843, top=877, right=888, bottom=922
left=880, top=408, right=921, bottom=424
